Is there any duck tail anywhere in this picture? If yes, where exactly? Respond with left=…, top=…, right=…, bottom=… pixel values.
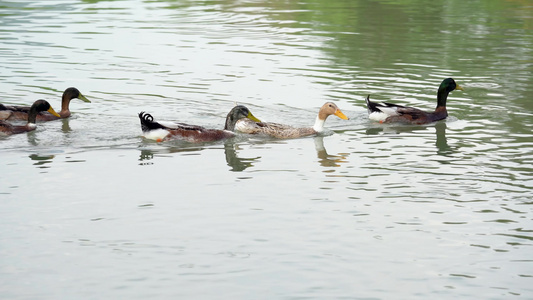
left=365, top=95, right=380, bottom=114
left=138, top=112, right=165, bottom=132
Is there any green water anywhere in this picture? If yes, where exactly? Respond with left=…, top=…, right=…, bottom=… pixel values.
left=1, top=0, right=532, bottom=299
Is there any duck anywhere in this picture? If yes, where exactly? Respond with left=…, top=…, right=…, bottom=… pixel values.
left=234, top=102, right=349, bottom=139
left=365, top=78, right=464, bottom=125
left=0, top=100, right=60, bottom=135
left=0, top=87, right=90, bottom=121
left=138, top=105, right=261, bottom=142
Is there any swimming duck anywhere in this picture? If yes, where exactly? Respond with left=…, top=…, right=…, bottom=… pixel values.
left=365, top=78, right=463, bottom=125
left=138, top=105, right=261, bottom=142
left=0, top=87, right=90, bottom=121
left=234, top=102, right=349, bottom=139
left=0, top=100, right=60, bottom=135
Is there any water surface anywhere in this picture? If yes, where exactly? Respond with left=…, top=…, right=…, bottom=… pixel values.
left=1, top=0, right=532, bottom=299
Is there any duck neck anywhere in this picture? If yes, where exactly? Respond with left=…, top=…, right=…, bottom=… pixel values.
left=436, top=89, right=449, bottom=109
left=225, top=118, right=236, bottom=131
left=60, top=95, right=71, bottom=117
left=27, top=107, right=39, bottom=124
left=312, top=116, right=325, bottom=132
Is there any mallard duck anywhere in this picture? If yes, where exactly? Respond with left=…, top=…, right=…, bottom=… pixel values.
left=0, top=87, right=90, bottom=121
left=138, top=105, right=261, bottom=142
left=0, top=100, right=60, bottom=135
left=234, top=102, right=349, bottom=139
left=365, top=78, right=463, bottom=125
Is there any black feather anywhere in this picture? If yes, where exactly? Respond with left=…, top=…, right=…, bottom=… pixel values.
left=139, top=112, right=166, bottom=132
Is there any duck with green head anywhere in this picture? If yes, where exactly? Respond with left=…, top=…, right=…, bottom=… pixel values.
left=0, top=100, right=60, bottom=135
left=0, top=87, right=90, bottom=121
left=365, top=78, right=464, bottom=125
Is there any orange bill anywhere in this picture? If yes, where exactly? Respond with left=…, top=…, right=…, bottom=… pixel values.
left=334, top=109, right=349, bottom=120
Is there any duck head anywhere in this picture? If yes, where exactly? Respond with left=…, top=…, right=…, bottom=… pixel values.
left=318, top=102, right=349, bottom=121
left=28, top=100, right=60, bottom=123
left=224, top=105, right=261, bottom=131
left=440, top=78, right=464, bottom=93
left=64, top=87, right=91, bottom=103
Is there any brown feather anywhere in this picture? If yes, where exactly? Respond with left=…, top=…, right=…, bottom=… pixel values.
left=165, top=127, right=235, bottom=142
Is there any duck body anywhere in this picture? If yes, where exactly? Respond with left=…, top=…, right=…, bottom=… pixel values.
left=365, top=78, right=463, bottom=125
left=0, top=87, right=90, bottom=122
left=139, top=105, right=261, bottom=143
left=139, top=112, right=235, bottom=142
left=0, top=100, right=60, bottom=135
left=235, top=102, right=349, bottom=139
left=235, top=119, right=318, bottom=139
left=365, top=97, right=448, bottom=125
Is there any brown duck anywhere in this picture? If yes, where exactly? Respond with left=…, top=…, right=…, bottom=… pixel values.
left=138, top=105, right=261, bottom=142
left=0, top=87, right=90, bottom=121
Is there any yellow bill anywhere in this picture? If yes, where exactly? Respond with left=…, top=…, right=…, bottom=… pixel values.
left=455, top=84, right=464, bottom=91
left=48, top=107, right=61, bottom=118
left=78, top=93, right=91, bottom=103
left=247, top=111, right=261, bottom=122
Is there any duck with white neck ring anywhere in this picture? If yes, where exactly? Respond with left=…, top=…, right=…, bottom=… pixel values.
left=0, top=100, right=60, bottom=135
left=235, top=102, right=349, bottom=139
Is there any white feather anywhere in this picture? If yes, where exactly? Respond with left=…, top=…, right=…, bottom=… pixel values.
left=312, top=116, right=325, bottom=132
left=235, top=119, right=259, bottom=133
left=157, top=120, right=181, bottom=129
left=143, top=128, right=169, bottom=141
left=376, top=106, right=399, bottom=115
left=368, top=112, right=390, bottom=122
left=368, top=105, right=399, bottom=122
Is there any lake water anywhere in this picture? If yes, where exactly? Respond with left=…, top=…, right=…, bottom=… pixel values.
left=1, top=0, right=532, bottom=299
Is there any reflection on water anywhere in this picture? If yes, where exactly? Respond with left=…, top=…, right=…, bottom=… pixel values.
left=224, top=142, right=260, bottom=172
left=28, top=153, right=55, bottom=168
left=138, top=140, right=263, bottom=172
left=61, top=118, right=72, bottom=133
left=137, top=135, right=350, bottom=172
left=362, top=121, right=462, bottom=158
left=314, top=136, right=349, bottom=168
left=138, top=148, right=154, bottom=163
left=434, top=121, right=457, bottom=157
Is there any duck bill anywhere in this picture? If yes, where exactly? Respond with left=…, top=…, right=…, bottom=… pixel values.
left=455, top=84, right=464, bottom=91
left=78, top=93, right=91, bottom=103
left=48, top=107, right=61, bottom=118
left=247, top=112, right=261, bottom=122
left=334, top=109, right=349, bottom=120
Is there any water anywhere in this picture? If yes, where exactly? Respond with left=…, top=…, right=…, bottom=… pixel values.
left=1, top=0, right=532, bottom=299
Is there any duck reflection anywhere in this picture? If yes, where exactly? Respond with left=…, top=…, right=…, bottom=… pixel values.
left=224, top=141, right=261, bottom=172
left=61, top=118, right=72, bottom=133
left=137, top=144, right=206, bottom=163
left=26, top=130, right=38, bottom=146
left=435, top=122, right=457, bottom=156
left=137, top=139, right=261, bottom=171
left=314, top=136, right=349, bottom=167
left=29, top=153, right=55, bottom=168
left=138, top=149, right=154, bottom=163
left=365, top=121, right=456, bottom=156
